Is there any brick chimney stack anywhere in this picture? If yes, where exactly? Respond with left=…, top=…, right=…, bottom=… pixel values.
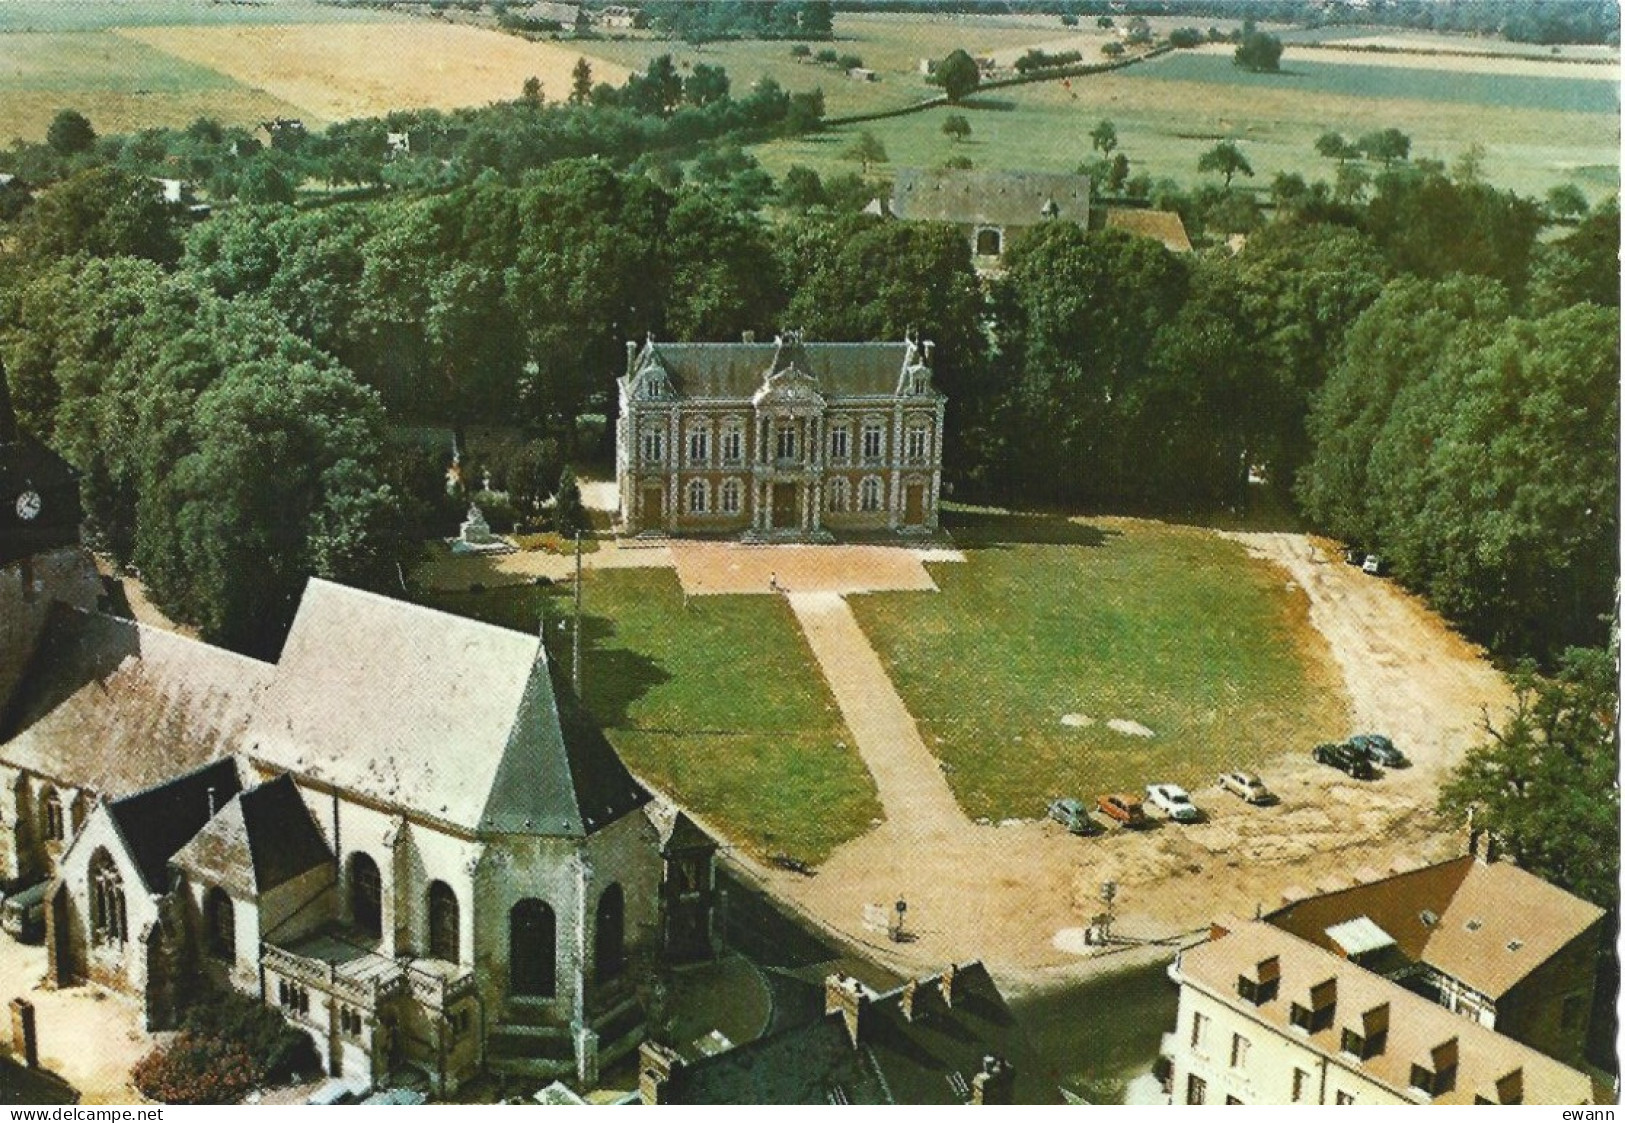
left=970, top=1056, right=1014, bottom=1105
left=626, top=339, right=639, bottom=374
left=825, top=973, right=870, bottom=1047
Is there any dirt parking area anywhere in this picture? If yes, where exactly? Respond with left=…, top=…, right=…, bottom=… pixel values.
left=745, top=532, right=1513, bottom=988
left=0, top=936, right=153, bottom=1104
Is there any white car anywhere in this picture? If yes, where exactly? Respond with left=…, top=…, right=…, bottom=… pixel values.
left=1145, top=783, right=1200, bottom=823
left=1218, top=770, right=1273, bottom=805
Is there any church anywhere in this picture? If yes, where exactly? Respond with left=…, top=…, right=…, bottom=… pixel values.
left=0, top=380, right=719, bottom=1094
left=615, top=332, right=946, bottom=539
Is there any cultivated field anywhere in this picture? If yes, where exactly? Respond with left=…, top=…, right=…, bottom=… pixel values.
left=848, top=513, right=1349, bottom=822
left=423, top=570, right=879, bottom=865
left=117, top=21, right=631, bottom=127
left=755, top=32, right=1618, bottom=205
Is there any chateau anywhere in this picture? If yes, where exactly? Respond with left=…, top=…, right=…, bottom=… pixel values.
left=615, top=332, right=945, bottom=539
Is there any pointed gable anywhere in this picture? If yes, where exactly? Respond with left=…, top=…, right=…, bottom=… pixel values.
left=106, top=757, right=242, bottom=893
left=171, top=774, right=333, bottom=898
left=248, top=580, right=646, bottom=837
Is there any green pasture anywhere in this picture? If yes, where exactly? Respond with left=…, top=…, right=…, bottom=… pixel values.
left=848, top=511, right=1349, bottom=822
left=754, top=44, right=1619, bottom=207
left=0, top=32, right=238, bottom=93
left=422, top=570, right=879, bottom=865
left=0, top=2, right=395, bottom=32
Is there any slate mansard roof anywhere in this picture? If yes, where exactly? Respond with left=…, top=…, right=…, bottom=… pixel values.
left=890, top=167, right=1091, bottom=229
left=1, top=604, right=274, bottom=796
left=246, top=579, right=648, bottom=838
left=621, top=335, right=934, bottom=403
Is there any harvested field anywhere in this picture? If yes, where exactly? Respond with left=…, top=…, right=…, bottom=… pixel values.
left=115, top=21, right=631, bottom=125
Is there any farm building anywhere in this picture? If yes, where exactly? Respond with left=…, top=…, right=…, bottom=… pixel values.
left=888, top=168, right=1091, bottom=261
left=1102, top=207, right=1193, bottom=254
left=615, top=331, right=946, bottom=539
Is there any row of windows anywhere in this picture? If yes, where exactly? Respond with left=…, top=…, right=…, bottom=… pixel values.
left=278, top=979, right=311, bottom=1016
left=37, top=786, right=88, bottom=843
left=641, top=422, right=932, bottom=466
left=347, top=854, right=461, bottom=962
left=1187, top=1011, right=1359, bottom=1105
left=674, top=478, right=890, bottom=515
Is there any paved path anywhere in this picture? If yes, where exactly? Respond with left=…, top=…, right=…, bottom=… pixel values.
left=787, top=592, right=968, bottom=836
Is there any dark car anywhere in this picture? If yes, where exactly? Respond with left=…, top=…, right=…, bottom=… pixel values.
left=1348, top=733, right=1407, bottom=768
left=1, top=880, right=48, bottom=944
left=1312, top=741, right=1376, bottom=780
left=1048, top=797, right=1100, bottom=836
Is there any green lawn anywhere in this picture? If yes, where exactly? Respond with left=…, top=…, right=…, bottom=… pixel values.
left=847, top=511, right=1349, bottom=821
left=422, top=570, right=878, bottom=864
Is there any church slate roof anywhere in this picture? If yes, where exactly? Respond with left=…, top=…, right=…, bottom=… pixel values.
left=247, top=580, right=647, bottom=837
left=106, top=757, right=242, bottom=894
left=626, top=341, right=914, bottom=400
left=171, top=774, right=333, bottom=899
left=890, top=168, right=1091, bottom=229
left=0, top=604, right=274, bottom=797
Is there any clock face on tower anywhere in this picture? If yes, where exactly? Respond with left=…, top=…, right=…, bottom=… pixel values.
left=15, top=489, right=41, bottom=521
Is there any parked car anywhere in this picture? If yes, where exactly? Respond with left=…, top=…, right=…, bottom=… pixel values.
left=1342, top=546, right=1365, bottom=566
left=1145, top=783, right=1200, bottom=823
left=1361, top=553, right=1388, bottom=576
left=1048, top=797, right=1098, bottom=835
left=1348, top=733, right=1407, bottom=768
left=1096, top=792, right=1147, bottom=827
left=1218, top=770, right=1273, bottom=805
left=1313, top=741, right=1376, bottom=779
left=1, top=880, right=48, bottom=944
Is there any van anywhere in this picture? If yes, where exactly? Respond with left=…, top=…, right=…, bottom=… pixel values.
left=2, top=880, right=48, bottom=944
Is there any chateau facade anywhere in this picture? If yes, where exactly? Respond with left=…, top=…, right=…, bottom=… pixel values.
left=615, top=333, right=946, bottom=539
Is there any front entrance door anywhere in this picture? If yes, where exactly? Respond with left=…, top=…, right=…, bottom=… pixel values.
left=642, top=484, right=664, bottom=526
left=904, top=483, right=925, bottom=526
left=772, top=483, right=798, bottom=530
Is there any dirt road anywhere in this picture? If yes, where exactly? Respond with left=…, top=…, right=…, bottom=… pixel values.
left=750, top=532, right=1513, bottom=987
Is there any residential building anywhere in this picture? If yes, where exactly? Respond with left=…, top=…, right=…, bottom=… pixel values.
left=889, top=168, right=1091, bottom=261
left=638, top=962, right=1061, bottom=1104
left=1164, top=919, right=1594, bottom=1105
left=615, top=331, right=945, bottom=539
left=1265, top=855, right=1605, bottom=1067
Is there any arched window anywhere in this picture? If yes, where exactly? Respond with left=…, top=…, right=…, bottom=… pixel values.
left=40, top=787, right=64, bottom=842
left=906, top=424, right=930, bottom=462
left=89, top=849, right=126, bottom=947
left=721, top=425, right=744, bottom=464
left=349, top=853, right=382, bottom=939
left=687, top=429, right=709, bottom=466
left=510, top=899, right=557, bottom=998
left=860, top=477, right=882, bottom=512
left=640, top=429, right=663, bottom=464
left=206, top=887, right=235, bottom=961
left=829, top=425, right=851, bottom=462
left=428, top=881, right=459, bottom=963
left=595, top=884, right=625, bottom=984
left=687, top=479, right=707, bottom=514
left=827, top=478, right=849, bottom=513
left=720, top=478, right=741, bottom=515
left=976, top=227, right=1003, bottom=256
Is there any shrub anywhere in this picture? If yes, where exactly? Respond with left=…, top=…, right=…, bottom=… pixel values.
left=133, top=1033, right=259, bottom=1105
left=180, top=993, right=320, bottom=1086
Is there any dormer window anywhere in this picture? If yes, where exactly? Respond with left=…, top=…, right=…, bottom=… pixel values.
left=1237, top=956, right=1280, bottom=1005
left=1290, top=978, right=1336, bottom=1033
left=1411, top=1039, right=1459, bottom=1097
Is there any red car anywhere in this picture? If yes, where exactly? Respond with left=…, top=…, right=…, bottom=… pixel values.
left=1096, top=793, right=1147, bottom=827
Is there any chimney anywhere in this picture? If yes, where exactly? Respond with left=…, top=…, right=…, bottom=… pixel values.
left=923, top=340, right=935, bottom=364
left=206, top=786, right=217, bottom=818
left=938, top=963, right=958, bottom=1008
left=1209, top=921, right=1231, bottom=941
left=742, top=330, right=756, bottom=344
left=10, top=998, right=37, bottom=1069
left=625, top=340, right=638, bottom=375
left=970, top=1056, right=1014, bottom=1105
left=899, top=979, right=919, bottom=1022
left=826, top=974, right=870, bottom=1047
left=638, top=1040, right=684, bottom=1105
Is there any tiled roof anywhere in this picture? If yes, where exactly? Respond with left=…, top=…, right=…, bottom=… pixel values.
left=891, top=168, right=1091, bottom=228
left=247, top=580, right=647, bottom=837
left=626, top=340, right=914, bottom=400
left=106, top=758, right=242, bottom=893
left=171, top=774, right=333, bottom=898
left=1178, top=921, right=1594, bottom=1105
left=1103, top=207, right=1193, bottom=253
left=1, top=604, right=273, bottom=797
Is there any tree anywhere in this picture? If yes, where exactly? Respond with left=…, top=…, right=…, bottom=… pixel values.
left=521, top=76, right=544, bottom=107
left=1451, top=142, right=1486, bottom=184
left=941, top=114, right=971, bottom=143
left=1314, top=131, right=1355, bottom=161
left=1233, top=29, right=1283, bottom=71
left=1529, top=198, right=1620, bottom=313
left=1358, top=128, right=1411, bottom=167
left=935, top=48, right=980, bottom=102
left=13, top=166, right=182, bottom=265
left=552, top=464, right=589, bottom=535
left=842, top=130, right=888, bottom=174
left=46, top=109, right=97, bottom=156
left=1546, top=183, right=1590, bottom=221
left=778, top=164, right=826, bottom=210
left=569, top=57, right=593, bottom=105
left=683, top=63, right=731, bottom=107
left=1100, top=41, right=1125, bottom=59
left=1089, top=119, right=1118, bottom=156
left=1196, top=141, right=1252, bottom=188
left=1438, top=647, right=1619, bottom=913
